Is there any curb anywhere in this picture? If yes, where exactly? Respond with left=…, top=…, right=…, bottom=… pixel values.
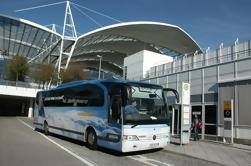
left=162, top=149, right=226, bottom=166
left=200, top=140, right=251, bottom=152
left=171, top=137, right=251, bottom=152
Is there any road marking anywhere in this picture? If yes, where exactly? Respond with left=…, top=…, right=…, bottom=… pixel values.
left=17, top=118, right=96, bottom=166
left=127, top=155, right=174, bottom=166
left=18, top=118, right=173, bottom=166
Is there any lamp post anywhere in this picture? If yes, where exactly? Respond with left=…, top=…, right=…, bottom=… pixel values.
left=97, top=55, right=102, bottom=79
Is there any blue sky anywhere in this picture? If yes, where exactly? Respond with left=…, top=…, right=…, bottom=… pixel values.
left=1, top=0, right=251, bottom=51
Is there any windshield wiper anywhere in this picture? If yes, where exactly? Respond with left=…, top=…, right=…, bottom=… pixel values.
left=131, top=124, right=138, bottom=128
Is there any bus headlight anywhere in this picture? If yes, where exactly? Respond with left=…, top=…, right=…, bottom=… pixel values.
left=123, top=135, right=139, bottom=141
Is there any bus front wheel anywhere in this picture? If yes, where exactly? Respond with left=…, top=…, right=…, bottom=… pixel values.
left=44, top=122, right=49, bottom=135
left=87, top=129, right=97, bottom=150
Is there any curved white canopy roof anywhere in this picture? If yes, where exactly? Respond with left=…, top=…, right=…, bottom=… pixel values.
left=71, top=21, right=201, bottom=76
left=76, top=21, right=201, bottom=55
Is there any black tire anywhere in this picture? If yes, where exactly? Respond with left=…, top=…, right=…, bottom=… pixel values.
left=44, top=122, right=49, bottom=136
left=87, top=129, right=97, bottom=150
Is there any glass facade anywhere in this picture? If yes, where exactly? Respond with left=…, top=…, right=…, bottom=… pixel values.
left=0, top=15, right=62, bottom=63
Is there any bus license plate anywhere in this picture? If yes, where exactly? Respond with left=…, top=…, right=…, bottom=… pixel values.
left=149, top=143, right=159, bottom=148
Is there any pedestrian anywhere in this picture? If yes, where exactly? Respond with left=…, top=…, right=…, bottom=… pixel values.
left=191, top=114, right=202, bottom=141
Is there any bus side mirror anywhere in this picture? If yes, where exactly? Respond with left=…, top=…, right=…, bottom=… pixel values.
left=163, top=88, right=180, bottom=104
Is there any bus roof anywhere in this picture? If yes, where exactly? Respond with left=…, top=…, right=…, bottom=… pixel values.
left=101, top=79, right=161, bottom=87
left=38, top=79, right=161, bottom=93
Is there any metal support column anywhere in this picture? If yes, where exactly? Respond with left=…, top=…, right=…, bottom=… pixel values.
left=97, top=55, right=102, bottom=79
left=171, top=106, right=175, bottom=136
left=177, top=107, right=180, bottom=134
left=58, top=1, right=77, bottom=75
left=202, top=68, right=205, bottom=139
left=205, top=47, right=210, bottom=66
left=28, top=98, right=33, bottom=118
left=234, top=39, right=239, bottom=138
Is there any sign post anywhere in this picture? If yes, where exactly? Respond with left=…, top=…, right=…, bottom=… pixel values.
left=223, top=99, right=234, bottom=144
left=180, top=82, right=191, bottom=145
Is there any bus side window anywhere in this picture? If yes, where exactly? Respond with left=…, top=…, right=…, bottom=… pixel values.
left=109, top=95, right=122, bottom=124
left=75, top=84, right=104, bottom=107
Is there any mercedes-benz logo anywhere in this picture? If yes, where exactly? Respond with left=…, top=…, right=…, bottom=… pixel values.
left=153, top=135, right=156, bottom=140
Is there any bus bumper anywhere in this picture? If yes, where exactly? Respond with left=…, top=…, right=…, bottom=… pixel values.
left=121, top=137, right=169, bottom=152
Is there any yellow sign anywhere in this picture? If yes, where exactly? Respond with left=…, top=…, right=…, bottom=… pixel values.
left=224, top=101, right=231, bottom=110
left=78, top=112, right=92, bottom=116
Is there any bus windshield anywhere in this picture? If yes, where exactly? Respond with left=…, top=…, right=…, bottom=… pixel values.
left=124, top=84, right=169, bottom=125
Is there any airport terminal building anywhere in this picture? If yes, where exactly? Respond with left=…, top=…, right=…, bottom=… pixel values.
left=140, top=40, right=251, bottom=143
left=0, top=13, right=251, bottom=143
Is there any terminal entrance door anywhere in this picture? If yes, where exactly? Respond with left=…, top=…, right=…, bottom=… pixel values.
left=205, top=105, right=217, bottom=136
left=172, top=105, right=181, bottom=135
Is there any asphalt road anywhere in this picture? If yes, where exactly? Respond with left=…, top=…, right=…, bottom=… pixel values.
left=0, top=117, right=221, bottom=166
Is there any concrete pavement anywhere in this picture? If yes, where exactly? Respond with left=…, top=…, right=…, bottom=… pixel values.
left=20, top=116, right=250, bottom=166
left=3, top=116, right=248, bottom=166
left=1, top=117, right=221, bottom=166
left=164, top=137, right=251, bottom=166
left=16, top=117, right=251, bottom=166
left=0, top=117, right=88, bottom=166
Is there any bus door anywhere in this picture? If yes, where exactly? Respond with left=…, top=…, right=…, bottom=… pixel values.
left=107, top=85, right=124, bottom=126
left=109, top=95, right=122, bottom=124
left=106, top=84, right=125, bottom=146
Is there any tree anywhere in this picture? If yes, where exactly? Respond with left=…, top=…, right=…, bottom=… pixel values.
left=60, top=63, right=86, bottom=83
left=6, top=55, right=29, bottom=81
left=31, top=63, right=56, bottom=88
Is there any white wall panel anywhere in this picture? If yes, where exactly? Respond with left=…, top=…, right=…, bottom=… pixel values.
left=237, top=59, right=251, bottom=78
left=237, top=42, right=249, bottom=59
left=207, top=50, right=217, bottom=66
left=204, top=67, right=218, bottom=93
left=178, top=72, right=189, bottom=93
left=168, top=75, right=176, bottom=90
left=219, top=63, right=234, bottom=81
left=158, top=76, right=167, bottom=88
left=191, top=69, right=202, bottom=95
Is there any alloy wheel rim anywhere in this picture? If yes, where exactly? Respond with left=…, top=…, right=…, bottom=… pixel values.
left=88, top=132, right=94, bottom=144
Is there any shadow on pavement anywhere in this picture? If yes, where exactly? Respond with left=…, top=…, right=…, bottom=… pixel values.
left=35, top=128, right=163, bottom=157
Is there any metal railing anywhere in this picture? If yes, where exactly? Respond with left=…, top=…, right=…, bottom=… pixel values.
left=0, top=79, right=41, bottom=89
left=146, top=49, right=251, bottom=79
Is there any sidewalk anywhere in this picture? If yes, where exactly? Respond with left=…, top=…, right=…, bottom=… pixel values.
left=164, top=137, right=251, bottom=166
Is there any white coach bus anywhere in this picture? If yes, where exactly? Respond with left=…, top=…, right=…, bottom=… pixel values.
left=34, top=79, right=179, bottom=152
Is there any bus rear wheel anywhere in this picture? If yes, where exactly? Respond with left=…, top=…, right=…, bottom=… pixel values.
left=44, top=122, right=49, bottom=135
left=87, top=129, right=97, bottom=150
